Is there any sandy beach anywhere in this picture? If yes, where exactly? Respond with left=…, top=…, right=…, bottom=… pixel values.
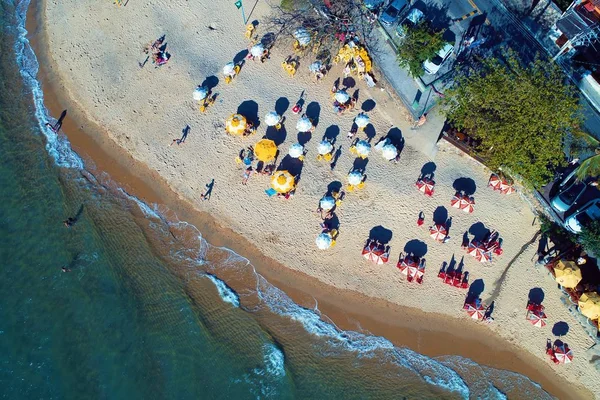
left=33, top=0, right=600, bottom=397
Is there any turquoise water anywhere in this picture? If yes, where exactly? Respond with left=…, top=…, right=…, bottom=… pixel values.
left=0, top=0, right=555, bottom=398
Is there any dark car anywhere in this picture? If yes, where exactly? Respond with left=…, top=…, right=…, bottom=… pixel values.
left=379, top=0, right=408, bottom=26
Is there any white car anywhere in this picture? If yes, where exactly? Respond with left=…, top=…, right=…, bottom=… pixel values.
left=564, top=198, right=600, bottom=233
left=423, top=42, right=454, bottom=75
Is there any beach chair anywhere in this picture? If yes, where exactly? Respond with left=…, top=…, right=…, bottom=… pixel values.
left=444, top=271, right=454, bottom=285
left=453, top=273, right=462, bottom=287
left=356, top=181, right=365, bottom=189
left=349, top=145, right=358, bottom=155
left=438, top=271, right=446, bottom=279
left=245, top=24, right=255, bottom=40
left=347, top=184, right=355, bottom=192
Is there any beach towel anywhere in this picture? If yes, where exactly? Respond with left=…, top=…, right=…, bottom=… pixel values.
left=265, top=188, right=277, bottom=197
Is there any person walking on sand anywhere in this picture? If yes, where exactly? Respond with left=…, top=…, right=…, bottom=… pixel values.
left=169, top=125, right=190, bottom=146
left=242, top=166, right=253, bottom=185
left=200, top=179, right=214, bottom=200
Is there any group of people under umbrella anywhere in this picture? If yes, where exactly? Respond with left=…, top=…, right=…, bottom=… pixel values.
left=465, top=230, right=503, bottom=263
left=488, top=173, right=516, bottom=195
left=450, top=191, right=475, bottom=214
left=552, top=260, right=600, bottom=325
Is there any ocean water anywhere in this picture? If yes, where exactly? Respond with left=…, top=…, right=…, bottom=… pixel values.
left=0, top=0, right=555, bottom=398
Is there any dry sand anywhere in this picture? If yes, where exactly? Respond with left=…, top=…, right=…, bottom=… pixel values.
left=37, top=0, right=599, bottom=397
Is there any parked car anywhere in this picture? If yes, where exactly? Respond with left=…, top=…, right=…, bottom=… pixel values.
left=364, top=0, right=385, bottom=10
left=550, top=168, right=588, bottom=212
left=379, top=0, right=408, bottom=26
left=395, top=8, right=424, bottom=38
left=565, top=198, right=600, bottom=233
left=422, top=42, right=454, bottom=75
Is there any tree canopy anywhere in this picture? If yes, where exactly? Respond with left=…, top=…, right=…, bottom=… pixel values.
left=396, top=23, right=445, bottom=77
left=443, top=54, right=581, bottom=188
left=580, top=221, right=600, bottom=255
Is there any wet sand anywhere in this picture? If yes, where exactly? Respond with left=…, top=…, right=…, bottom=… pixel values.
left=27, top=1, right=594, bottom=398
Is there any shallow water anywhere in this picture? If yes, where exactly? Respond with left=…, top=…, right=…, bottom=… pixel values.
left=0, top=0, right=554, bottom=398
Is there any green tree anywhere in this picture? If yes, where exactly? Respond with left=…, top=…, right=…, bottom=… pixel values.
left=396, top=23, right=444, bottom=77
left=443, top=54, right=581, bottom=188
left=569, top=132, right=600, bottom=180
left=580, top=221, right=600, bottom=254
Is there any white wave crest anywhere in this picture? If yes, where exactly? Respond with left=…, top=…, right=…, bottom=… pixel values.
left=263, top=343, right=285, bottom=377
left=14, top=0, right=84, bottom=170
left=206, top=274, right=240, bottom=308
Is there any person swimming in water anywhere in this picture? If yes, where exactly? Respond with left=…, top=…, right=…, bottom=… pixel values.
left=63, top=217, right=76, bottom=228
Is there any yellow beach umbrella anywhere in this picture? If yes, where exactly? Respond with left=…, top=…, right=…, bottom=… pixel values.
left=271, top=171, right=295, bottom=193
left=254, top=139, right=277, bottom=162
left=225, top=114, right=247, bottom=136
left=579, top=292, right=600, bottom=320
left=554, top=260, right=582, bottom=288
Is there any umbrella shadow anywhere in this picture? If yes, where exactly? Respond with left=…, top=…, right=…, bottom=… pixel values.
left=528, top=288, right=545, bottom=305
left=433, top=206, right=448, bottom=225
left=453, top=177, right=477, bottom=196
left=369, top=225, right=393, bottom=245
left=552, top=322, right=569, bottom=337
left=323, top=213, right=340, bottom=231
left=201, top=75, right=219, bottom=90
left=265, top=125, right=287, bottom=146
left=466, top=278, right=485, bottom=303
left=322, top=125, right=340, bottom=145
left=342, top=76, right=356, bottom=89
left=297, top=131, right=312, bottom=145
left=330, top=147, right=342, bottom=171
left=275, top=97, right=290, bottom=116
left=238, top=100, right=260, bottom=127
left=277, top=155, right=304, bottom=179
left=364, top=125, right=376, bottom=143
left=420, top=162, right=436, bottom=180
left=361, top=99, right=376, bottom=112
left=234, top=49, right=248, bottom=63
left=404, top=239, right=427, bottom=258
left=352, top=157, right=369, bottom=173
left=469, top=222, right=490, bottom=242
left=327, top=181, right=343, bottom=196
left=306, top=102, right=321, bottom=127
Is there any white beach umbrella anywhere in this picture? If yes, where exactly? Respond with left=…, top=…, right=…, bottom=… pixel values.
left=193, top=86, right=208, bottom=101
left=288, top=143, right=304, bottom=158
left=355, top=113, right=370, bottom=128
left=382, top=144, right=398, bottom=160
left=320, top=196, right=336, bottom=211
left=250, top=44, right=264, bottom=57
left=316, top=232, right=332, bottom=250
left=348, top=171, right=363, bottom=185
left=264, top=111, right=281, bottom=127
left=296, top=117, right=313, bottom=132
left=223, top=62, right=236, bottom=76
left=335, top=90, right=350, bottom=103
left=309, top=61, right=322, bottom=73
left=317, top=140, right=333, bottom=155
left=293, top=28, right=312, bottom=46
left=355, top=140, right=371, bottom=157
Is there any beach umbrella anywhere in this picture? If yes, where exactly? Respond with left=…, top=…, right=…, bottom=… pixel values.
left=398, top=256, right=417, bottom=275
left=362, top=245, right=388, bottom=264
left=309, top=61, right=322, bottom=73
left=450, top=193, right=462, bottom=209
left=461, top=196, right=475, bottom=213
left=554, top=344, right=574, bottom=364
left=347, top=171, right=363, bottom=186
left=288, top=143, right=304, bottom=158
left=468, top=241, right=492, bottom=263
left=316, top=232, right=332, bottom=250
left=293, top=28, right=311, bottom=46
left=296, top=117, right=313, bottom=132
left=317, top=140, right=333, bottom=155
left=526, top=310, right=547, bottom=328
left=193, top=86, right=208, bottom=101
left=381, top=144, right=398, bottom=160
left=465, top=303, right=486, bottom=320
left=320, top=196, right=336, bottom=211
left=489, top=174, right=502, bottom=190
left=554, top=260, right=582, bottom=288
left=355, top=140, right=371, bottom=158
left=335, top=90, right=350, bottom=104
left=271, top=171, right=295, bottom=193
left=250, top=43, right=264, bottom=57
left=500, top=180, right=515, bottom=195
left=225, top=114, right=248, bottom=136
left=254, top=139, right=277, bottom=162
left=416, top=178, right=435, bottom=196
left=578, top=292, right=600, bottom=320
left=264, top=111, right=281, bottom=127
left=223, top=62, right=236, bottom=76
left=355, top=113, right=370, bottom=128
left=429, top=224, right=448, bottom=242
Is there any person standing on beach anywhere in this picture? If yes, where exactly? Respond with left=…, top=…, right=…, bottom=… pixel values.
left=200, top=179, right=214, bottom=200
left=170, top=125, right=190, bottom=146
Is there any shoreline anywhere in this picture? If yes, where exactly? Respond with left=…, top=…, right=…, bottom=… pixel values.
left=27, top=1, right=594, bottom=398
